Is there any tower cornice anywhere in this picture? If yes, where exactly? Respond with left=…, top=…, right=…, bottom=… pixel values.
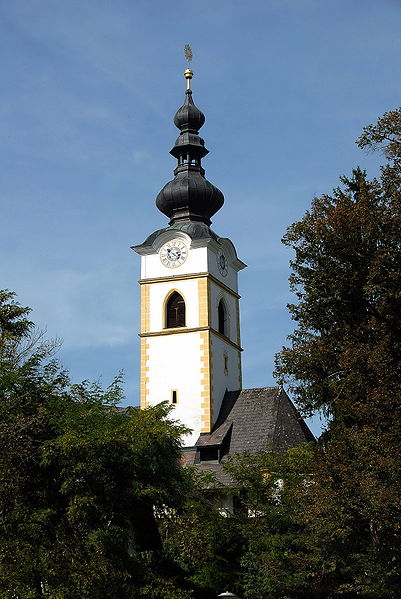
left=138, top=272, right=242, bottom=299
left=138, top=325, right=243, bottom=352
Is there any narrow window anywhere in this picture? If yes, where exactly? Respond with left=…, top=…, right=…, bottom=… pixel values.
left=171, top=390, right=178, bottom=404
left=218, top=299, right=227, bottom=336
left=166, top=292, right=185, bottom=328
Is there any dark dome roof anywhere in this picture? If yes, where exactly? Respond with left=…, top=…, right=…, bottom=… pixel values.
left=156, top=167, right=224, bottom=226
left=173, top=90, right=205, bottom=132
left=155, top=74, right=224, bottom=226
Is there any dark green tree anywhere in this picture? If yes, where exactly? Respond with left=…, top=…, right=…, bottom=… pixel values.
left=0, top=291, right=191, bottom=598
left=161, top=470, right=244, bottom=599
left=224, top=445, right=316, bottom=599
left=274, top=108, right=401, bottom=597
left=0, top=289, right=32, bottom=360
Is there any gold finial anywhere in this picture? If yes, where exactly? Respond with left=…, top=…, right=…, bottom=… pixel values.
left=184, top=45, right=193, bottom=90
left=184, top=68, right=193, bottom=90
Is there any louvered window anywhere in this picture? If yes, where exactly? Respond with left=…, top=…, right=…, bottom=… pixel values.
left=166, top=292, right=185, bottom=328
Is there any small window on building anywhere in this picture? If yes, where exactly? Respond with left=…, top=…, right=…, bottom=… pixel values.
left=218, top=299, right=227, bottom=336
left=166, top=292, right=185, bottom=328
left=199, top=446, right=219, bottom=462
left=171, top=390, right=178, bottom=404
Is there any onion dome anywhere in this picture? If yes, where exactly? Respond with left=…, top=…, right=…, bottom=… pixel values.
left=156, top=69, right=224, bottom=226
left=173, top=82, right=205, bottom=132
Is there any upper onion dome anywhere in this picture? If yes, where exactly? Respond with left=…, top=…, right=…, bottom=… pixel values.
left=173, top=89, right=205, bottom=132
left=155, top=69, right=224, bottom=226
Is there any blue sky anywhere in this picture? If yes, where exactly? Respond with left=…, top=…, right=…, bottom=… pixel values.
left=1, top=0, right=400, bottom=435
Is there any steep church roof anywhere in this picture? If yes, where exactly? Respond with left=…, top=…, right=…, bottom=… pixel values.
left=182, top=387, right=314, bottom=486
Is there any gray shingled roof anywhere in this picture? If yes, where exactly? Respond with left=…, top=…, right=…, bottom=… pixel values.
left=183, top=387, right=314, bottom=486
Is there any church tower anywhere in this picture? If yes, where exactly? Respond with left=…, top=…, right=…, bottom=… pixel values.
left=132, top=69, right=246, bottom=447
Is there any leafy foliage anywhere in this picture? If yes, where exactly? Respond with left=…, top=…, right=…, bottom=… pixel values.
left=224, top=445, right=316, bottom=599
left=160, top=469, right=243, bottom=599
left=273, top=108, right=401, bottom=597
left=357, top=107, right=401, bottom=162
left=0, top=291, right=191, bottom=598
left=275, top=168, right=401, bottom=420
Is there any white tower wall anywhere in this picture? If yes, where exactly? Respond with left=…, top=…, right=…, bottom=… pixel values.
left=137, top=233, right=245, bottom=447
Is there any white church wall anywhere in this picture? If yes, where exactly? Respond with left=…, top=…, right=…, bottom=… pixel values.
left=146, top=331, right=204, bottom=446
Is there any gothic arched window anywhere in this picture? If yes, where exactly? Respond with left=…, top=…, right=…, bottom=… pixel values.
left=218, top=299, right=228, bottom=336
left=166, top=292, right=186, bottom=328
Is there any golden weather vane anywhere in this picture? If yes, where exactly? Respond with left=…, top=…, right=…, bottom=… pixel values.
left=184, top=44, right=193, bottom=65
left=183, top=44, right=193, bottom=90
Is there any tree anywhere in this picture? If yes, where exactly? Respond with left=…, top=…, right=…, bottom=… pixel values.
left=161, top=470, right=244, bottom=599
left=357, top=107, right=401, bottom=163
left=0, top=289, right=32, bottom=360
left=274, top=109, right=401, bottom=597
left=223, top=445, right=316, bottom=599
left=0, top=291, right=191, bottom=598
left=0, top=289, right=60, bottom=366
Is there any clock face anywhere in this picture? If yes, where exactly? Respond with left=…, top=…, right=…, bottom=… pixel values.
left=160, top=239, right=188, bottom=268
left=217, top=250, right=228, bottom=276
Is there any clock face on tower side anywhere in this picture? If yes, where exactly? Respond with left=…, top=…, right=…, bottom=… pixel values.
left=217, top=250, right=228, bottom=276
left=160, top=239, right=188, bottom=268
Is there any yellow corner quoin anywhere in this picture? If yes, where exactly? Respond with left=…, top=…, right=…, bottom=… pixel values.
left=199, top=329, right=212, bottom=433
left=237, top=350, right=242, bottom=388
left=140, top=338, right=150, bottom=408
left=198, top=278, right=209, bottom=327
left=199, top=277, right=218, bottom=432
left=140, top=284, right=150, bottom=334
left=235, top=299, right=241, bottom=346
left=140, top=285, right=150, bottom=408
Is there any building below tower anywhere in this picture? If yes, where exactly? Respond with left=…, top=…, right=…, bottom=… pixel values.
left=182, top=387, right=314, bottom=481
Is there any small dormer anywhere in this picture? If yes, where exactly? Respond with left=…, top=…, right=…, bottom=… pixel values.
left=195, top=421, right=233, bottom=464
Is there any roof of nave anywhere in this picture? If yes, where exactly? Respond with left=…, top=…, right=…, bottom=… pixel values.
left=182, top=386, right=315, bottom=487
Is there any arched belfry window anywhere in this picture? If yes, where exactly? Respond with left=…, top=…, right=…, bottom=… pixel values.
left=166, top=292, right=186, bottom=328
left=218, top=299, right=228, bottom=336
